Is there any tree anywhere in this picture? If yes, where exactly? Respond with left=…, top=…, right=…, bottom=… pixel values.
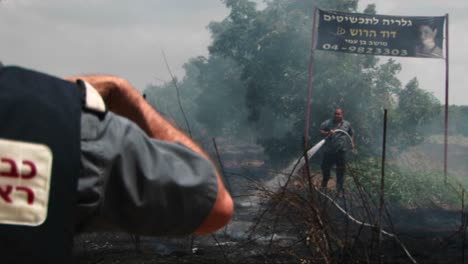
left=390, top=78, right=441, bottom=147
left=206, top=0, right=395, bottom=166
left=144, top=58, right=203, bottom=139
left=145, top=0, right=441, bottom=167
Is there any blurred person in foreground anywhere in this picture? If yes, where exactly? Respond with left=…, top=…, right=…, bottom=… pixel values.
left=319, top=108, right=355, bottom=192
left=0, top=64, right=233, bottom=263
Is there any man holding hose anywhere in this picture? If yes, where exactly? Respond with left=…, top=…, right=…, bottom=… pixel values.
left=319, top=108, right=355, bottom=191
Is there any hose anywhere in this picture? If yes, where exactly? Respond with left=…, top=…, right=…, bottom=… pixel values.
left=286, top=129, right=354, bottom=176
left=333, top=128, right=353, bottom=145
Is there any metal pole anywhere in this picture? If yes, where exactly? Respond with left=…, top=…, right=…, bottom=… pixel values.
left=444, top=13, right=449, bottom=182
left=302, top=6, right=319, bottom=190
left=462, top=188, right=466, bottom=264
left=304, top=6, right=319, bottom=150
left=378, top=109, right=388, bottom=264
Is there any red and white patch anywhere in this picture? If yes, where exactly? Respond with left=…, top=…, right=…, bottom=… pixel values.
left=0, top=138, right=53, bottom=226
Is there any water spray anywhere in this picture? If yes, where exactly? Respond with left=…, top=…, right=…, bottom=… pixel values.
left=288, top=129, right=354, bottom=175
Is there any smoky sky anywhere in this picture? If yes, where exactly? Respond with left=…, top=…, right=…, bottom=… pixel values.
left=0, top=0, right=229, bottom=91
left=1, top=0, right=467, bottom=105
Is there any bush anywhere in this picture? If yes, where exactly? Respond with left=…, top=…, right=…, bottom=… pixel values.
left=347, top=158, right=463, bottom=209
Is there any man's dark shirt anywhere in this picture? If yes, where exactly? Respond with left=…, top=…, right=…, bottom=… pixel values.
left=320, top=119, right=353, bottom=153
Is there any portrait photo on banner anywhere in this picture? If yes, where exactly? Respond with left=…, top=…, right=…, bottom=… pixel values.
left=412, top=18, right=444, bottom=58
left=315, top=9, right=446, bottom=59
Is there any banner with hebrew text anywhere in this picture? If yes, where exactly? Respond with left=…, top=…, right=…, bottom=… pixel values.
left=316, top=9, right=446, bottom=59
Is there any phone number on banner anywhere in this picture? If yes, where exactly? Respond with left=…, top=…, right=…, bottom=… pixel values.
left=321, top=44, right=408, bottom=56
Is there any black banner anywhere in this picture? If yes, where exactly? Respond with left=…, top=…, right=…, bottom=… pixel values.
left=316, top=9, right=446, bottom=59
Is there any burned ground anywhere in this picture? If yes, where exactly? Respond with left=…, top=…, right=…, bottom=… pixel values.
left=73, top=136, right=468, bottom=263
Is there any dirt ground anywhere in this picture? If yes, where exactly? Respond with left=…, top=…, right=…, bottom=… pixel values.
left=72, top=187, right=468, bottom=264
left=72, top=208, right=468, bottom=264
left=73, top=233, right=235, bottom=264
left=73, top=218, right=298, bottom=264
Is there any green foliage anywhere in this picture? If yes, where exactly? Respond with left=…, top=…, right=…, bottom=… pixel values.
left=348, top=158, right=461, bottom=208
left=363, top=3, right=376, bottom=15
left=192, top=55, right=254, bottom=139
left=456, top=106, right=468, bottom=137
left=389, top=78, right=441, bottom=146
left=144, top=58, right=204, bottom=139
left=145, top=55, right=255, bottom=141
left=206, top=0, right=391, bottom=165
left=423, top=105, right=468, bottom=137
